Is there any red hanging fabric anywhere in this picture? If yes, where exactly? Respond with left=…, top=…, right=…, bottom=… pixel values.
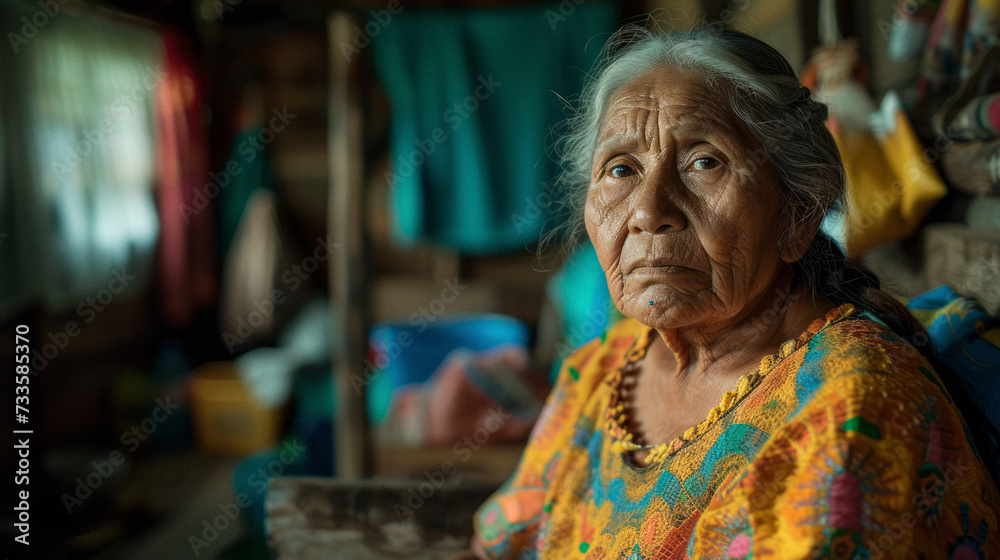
left=154, top=30, right=217, bottom=327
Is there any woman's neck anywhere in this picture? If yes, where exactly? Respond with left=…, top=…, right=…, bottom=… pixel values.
left=649, top=267, right=831, bottom=384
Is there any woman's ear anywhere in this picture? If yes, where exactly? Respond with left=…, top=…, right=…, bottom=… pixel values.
left=779, top=213, right=822, bottom=264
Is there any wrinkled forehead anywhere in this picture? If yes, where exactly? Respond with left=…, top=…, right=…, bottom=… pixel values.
left=596, top=67, right=761, bottom=151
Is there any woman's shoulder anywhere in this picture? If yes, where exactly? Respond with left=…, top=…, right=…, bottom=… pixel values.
left=701, top=309, right=1000, bottom=558
left=792, top=306, right=947, bottom=404
left=776, top=309, right=997, bottom=482
left=558, top=316, right=651, bottom=381
left=539, top=316, right=652, bottom=418
left=771, top=305, right=979, bottom=454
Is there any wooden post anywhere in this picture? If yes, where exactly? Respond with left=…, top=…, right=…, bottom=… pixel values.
left=798, top=0, right=819, bottom=57
left=328, top=12, right=372, bottom=479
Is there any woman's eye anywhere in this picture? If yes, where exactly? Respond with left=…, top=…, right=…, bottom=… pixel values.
left=692, top=157, right=720, bottom=171
left=608, top=163, right=636, bottom=178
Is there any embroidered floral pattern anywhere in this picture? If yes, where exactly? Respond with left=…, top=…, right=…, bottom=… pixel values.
left=475, top=308, right=1000, bottom=559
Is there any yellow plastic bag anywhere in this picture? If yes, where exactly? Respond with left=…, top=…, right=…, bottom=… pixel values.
left=832, top=93, right=948, bottom=256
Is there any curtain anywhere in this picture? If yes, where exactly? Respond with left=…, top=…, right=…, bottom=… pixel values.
left=0, top=1, right=162, bottom=319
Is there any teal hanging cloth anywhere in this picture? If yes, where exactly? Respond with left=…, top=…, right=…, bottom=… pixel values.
left=371, top=3, right=618, bottom=253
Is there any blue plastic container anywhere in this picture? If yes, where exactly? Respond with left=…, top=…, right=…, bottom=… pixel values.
left=366, top=314, right=530, bottom=421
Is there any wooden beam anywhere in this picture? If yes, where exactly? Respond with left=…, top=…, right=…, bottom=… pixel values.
left=266, top=477, right=499, bottom=558
left=328, top=11, right=373, bottom=479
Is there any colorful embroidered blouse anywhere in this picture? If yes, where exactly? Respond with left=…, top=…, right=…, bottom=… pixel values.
left=474, top=305, right=1000, bottom=558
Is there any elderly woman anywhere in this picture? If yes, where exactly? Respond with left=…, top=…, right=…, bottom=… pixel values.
left=463, top=27, right=1000, bottom=559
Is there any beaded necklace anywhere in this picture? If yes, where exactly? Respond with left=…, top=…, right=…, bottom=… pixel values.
left=604, top=304, right=857, bottom=464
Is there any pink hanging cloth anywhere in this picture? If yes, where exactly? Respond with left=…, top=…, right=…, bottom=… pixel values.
left=153, top=30, right=217, bottom=327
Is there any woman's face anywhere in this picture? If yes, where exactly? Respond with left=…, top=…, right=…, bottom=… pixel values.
left=585, top=66, right=789, bottom=331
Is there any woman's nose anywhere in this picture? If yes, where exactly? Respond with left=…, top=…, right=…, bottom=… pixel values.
left=628, top=173, right=687, bottom=234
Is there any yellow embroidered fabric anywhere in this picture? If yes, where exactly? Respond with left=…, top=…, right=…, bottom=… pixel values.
left=474, top=305, right=1000, bottom=558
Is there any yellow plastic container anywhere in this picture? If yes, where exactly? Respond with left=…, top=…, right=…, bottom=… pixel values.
left=190, top=362, right=282, bottom=455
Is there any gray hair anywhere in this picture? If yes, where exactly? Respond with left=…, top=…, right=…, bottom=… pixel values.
left=550, top=25, right=845, bottom=253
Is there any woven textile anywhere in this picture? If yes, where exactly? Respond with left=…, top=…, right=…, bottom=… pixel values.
left=475, top=305, right=1000, bottom=558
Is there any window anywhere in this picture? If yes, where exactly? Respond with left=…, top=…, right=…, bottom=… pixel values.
left=0, top=1, right=161, bottom=318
